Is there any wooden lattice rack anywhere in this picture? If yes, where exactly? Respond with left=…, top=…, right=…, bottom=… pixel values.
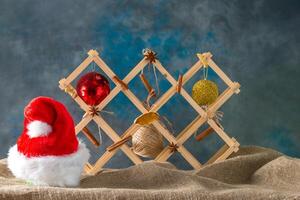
left=59, top=49, right=240, bottom=174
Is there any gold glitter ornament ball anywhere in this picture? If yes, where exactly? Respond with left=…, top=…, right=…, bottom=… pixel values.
left=192, top=80, right=219, bottom=106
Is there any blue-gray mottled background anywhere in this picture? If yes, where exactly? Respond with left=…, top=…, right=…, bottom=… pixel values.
left=0, top=0, right=299, bottom=169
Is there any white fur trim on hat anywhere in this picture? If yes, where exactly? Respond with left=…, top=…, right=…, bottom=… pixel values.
left=26, top=120, right=52, bottom=138
left=7, top=141, right=90, bottom=187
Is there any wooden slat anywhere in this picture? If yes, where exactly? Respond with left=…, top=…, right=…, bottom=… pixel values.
left=208, top=58, right=234, bottom=88
left=123, top=58, right=148, bottom=82
left=205, top=138, right=239, bottom=166
left=75, top=115, right=93, bottom=134
left=182, top=60, right=203, bottom=83
left=231, top=137, right=240, bottom=152
left=59, top=80, right=89, bottom=111
left=89, top=151, right=118, bottom=174
left=214, top=145, right=235, bottom=163
left=151, top=85, right=176, bottom=111
left=208, top=84, right=240, bottom=113
left=96, top=86, right=120, bottom=110
left=152, top=121, right=177, bottom=144
left=84, top=163, right=92, bottom=173
left=207, top=119, right=235, bottom=146
left=123, top=89, right=149, bottom=113
left=180, top=89, right=207, bottom=117
left=178, top=146, right=202, bottom=169
left=177, top=117, right=207, bottom=144
left=92, top=56, right=118, bottom=80
left=154, top=60, right=177, bottom=85
left=155, top=147, right=173, bottom=161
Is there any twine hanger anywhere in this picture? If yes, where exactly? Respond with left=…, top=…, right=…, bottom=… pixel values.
left=199, top=53, right=209, bottom=80
left=82, top=106, right=114, bottom=147
left=141, top=48, right=160, bottom=108
left=194, top=106, right=224, bottom=141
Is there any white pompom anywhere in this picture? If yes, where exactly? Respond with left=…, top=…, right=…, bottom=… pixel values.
left=27, top=120, right=52, bottom=138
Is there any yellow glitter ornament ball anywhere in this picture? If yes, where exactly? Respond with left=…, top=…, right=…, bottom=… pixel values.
left=192, top=80, right=219, bottom=106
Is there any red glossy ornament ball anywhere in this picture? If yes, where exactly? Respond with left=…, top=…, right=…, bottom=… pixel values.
left=76, top=72, right=110, bottom=106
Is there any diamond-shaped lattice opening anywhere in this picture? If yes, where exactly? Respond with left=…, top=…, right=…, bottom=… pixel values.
left=157, top=93, right=198, bottom=137
left=128, top=66, right=173, bottom=107
left=167, top=151, right=194, bottom=170
left=183, top=122, right=224, bottom=164
left=104, top=149, right=135, bottom=169
left=102, top=92, right=141, bottom=135
left=77, top=121, right=113, bottom=165
left=98, top=52, right=143, bottom=80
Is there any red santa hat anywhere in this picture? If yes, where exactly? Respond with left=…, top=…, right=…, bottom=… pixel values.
left=7, top=96, right=90, bottom=187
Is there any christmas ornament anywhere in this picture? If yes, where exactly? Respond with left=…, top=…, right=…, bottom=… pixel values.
left=132, top=112, right=163, bottom=158
left=192, top=57, right=219, bottom=106
left=192, top=80, right=219, bottom=106
left=76, top=72, right=110, bottom=106
left=7, top=96, right=90, bottom=187
left=140, top=48, right=160, bottom=108
left=134, top=112, right=160, bottom=125
left=132, top=125, right=164, bottom=158
left=106, top=112, right=165, bottom=158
